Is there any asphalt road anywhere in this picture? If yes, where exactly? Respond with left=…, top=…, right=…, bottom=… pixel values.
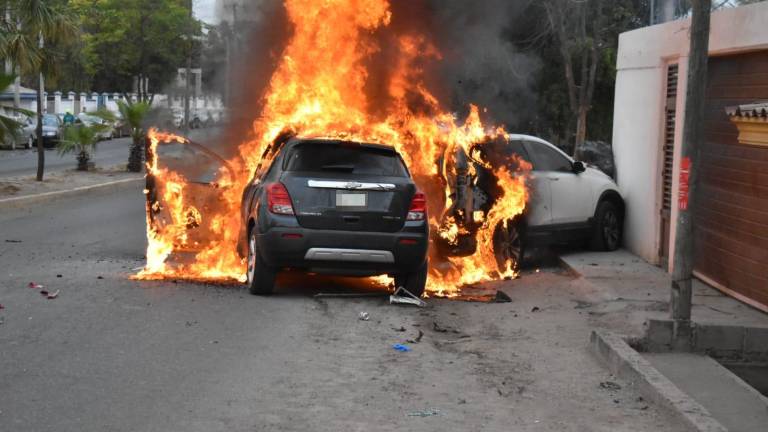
left=0, top=137, right=132, bottom=178
left=0, top=183, right=676, bottom=431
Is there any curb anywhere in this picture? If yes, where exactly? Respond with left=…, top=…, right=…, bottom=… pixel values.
left=590, top=330, right=727, bottom=432
left=0, top=177, right=143, bottom=211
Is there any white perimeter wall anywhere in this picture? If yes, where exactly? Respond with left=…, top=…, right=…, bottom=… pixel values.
left=612, top=2, right=768, bottom=268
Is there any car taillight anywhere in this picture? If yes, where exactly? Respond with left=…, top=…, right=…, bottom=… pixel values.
left=266, top=183, right=294, bottom=215
left=407, top=191, right=426, bottom=221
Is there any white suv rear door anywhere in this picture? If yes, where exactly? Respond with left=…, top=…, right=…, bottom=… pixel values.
left=523, top=140, right=593, bottom=225
left=505, top=140, right=552, bottom=226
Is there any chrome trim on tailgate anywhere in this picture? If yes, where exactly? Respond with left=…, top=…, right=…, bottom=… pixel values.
left=304, top=248, right=395, bottom=263
left=307, top=180, right=396, bottom=191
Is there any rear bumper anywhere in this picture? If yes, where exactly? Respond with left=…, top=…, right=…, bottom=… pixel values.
left=256, top=225, right=428, bottom=276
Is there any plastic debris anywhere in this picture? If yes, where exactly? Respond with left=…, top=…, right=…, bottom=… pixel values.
left=358, top=311, right=370, bottom=321
left=392, top=344, right=411, bottom=352
left=28, top=282, right=44, bottom=289
left=40, top=290, right=59, bottom=300
left=0, top=304, right=4, bottom=310
left=389, top=286, right=427, bottom=307
left=407, top=409, right=440, bottom=417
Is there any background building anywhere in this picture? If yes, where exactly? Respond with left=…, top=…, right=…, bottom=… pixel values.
left=612, top=2, right=768, bottom=311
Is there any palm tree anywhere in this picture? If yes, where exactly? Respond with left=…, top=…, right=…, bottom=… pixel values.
left=0, top=0, right=77, bottom=181
left=117, top=100, right=151, bottom=172
left=0, top=72, right=33, bottom=146
left=57, top=122, right=103, bottom=171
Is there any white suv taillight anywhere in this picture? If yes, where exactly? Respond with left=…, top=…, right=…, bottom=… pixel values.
left=266, top=183, right=294, bottom=215
left=407, top=191, right=426, bottom=221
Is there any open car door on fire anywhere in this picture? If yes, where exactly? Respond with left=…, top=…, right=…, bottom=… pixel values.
left=146, top=137, right=236, bottom=254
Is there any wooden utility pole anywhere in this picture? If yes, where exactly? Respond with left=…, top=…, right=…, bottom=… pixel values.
left=35, top=31, right=45, bottom=181
left=670, top=0, right=711, bottom=346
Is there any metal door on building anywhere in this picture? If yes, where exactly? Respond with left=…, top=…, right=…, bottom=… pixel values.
left=695, top=51, right=768, bottom=312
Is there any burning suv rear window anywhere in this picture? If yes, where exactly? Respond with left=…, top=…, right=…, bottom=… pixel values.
left=284, top=143, right=408, bottom=177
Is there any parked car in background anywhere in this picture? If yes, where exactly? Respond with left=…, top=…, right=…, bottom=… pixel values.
left=437, top=134, right=624, bottom=269
left=77, top=113, right=115, bottom=140
left=18, top=114, right=62, bottom=149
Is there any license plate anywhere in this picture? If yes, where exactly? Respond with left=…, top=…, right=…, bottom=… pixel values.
left=336, top=191, right=367, bottom=207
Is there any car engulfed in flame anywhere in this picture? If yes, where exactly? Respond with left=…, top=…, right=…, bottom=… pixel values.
left=133, top=0, right=534, bottom=297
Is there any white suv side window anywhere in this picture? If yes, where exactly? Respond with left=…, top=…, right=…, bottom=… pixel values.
left=525, top=141, right=571, bottom=172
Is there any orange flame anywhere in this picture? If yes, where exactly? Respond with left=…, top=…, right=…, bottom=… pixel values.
left=136, top=0, right=530, bottom=297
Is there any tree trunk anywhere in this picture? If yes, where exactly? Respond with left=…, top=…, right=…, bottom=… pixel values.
left=35, top=71, right=45, bottom=181
left=77, top=150, right=90, bottom=171
left=127, top=133, right=144, bottom=172
left=574, top=105, right=588, bottom=160
left=670, top=0, right=711, bottom=347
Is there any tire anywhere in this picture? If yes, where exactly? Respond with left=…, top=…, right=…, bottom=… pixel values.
left=394, top=259, right=428, bottom=298
left=591, top=200, right=623, bottom=251
left=492, top=217, right=525, bottom=274
left=246, top=228, right=276, bottom=295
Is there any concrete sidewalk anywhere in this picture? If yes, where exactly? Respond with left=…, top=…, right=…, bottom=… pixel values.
left=562, top=250, right=768, bottom=432
left=0, top=168, right=143, bottom=211
left=559, top=249, right=768, bottom=336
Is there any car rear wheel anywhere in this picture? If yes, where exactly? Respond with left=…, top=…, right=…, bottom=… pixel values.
left=591, top=200, right=622, bottom=251
left=247, top=229, right=276, bottom=295
left=394, top=260, right=428, bottom=298
left=493, top=218, right=525, bottom=274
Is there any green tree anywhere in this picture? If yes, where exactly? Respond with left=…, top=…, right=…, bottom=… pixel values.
left=0, top=72, right=33, bottom=145
left=117, top=99, right=150, bottom=172
left=71, top=0, right=200, bottom=101
left=57, top=122, right=104, bottom=171
left=0, top=0, right=78, bottom=181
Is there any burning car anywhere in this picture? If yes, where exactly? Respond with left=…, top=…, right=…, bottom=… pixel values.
left=143, top=133, right=429, bottom=296
left=436, top=134, right=624, bottom=268
left=237, top=136, right=429, bottom=295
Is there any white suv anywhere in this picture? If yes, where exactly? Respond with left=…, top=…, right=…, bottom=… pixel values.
left=436, top=134, right=624, bottom=268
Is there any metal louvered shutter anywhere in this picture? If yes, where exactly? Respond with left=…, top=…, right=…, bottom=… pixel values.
left=659, top=63, right=678, bottom=268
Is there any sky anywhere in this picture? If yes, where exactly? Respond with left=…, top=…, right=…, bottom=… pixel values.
left=194, top=0, right=218, bottom=24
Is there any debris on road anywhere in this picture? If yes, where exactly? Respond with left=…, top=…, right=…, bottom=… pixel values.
left=531, top=306, right=541, bottom=312
left=392, top=326, right=406, bottom=332
left=599, top=381, right=622, bottom=391
left=0, top=303, right=4, bottom=310
left=28, top=282, right=44, bottom=289
left=56, top=274, right=62, bottom=278
left=358, top=311, right=370, bottom=321
left=390, top=286, right=427, bottom=307
left=407, top=330, right=424, bottom=344
left=407, top=408, right=440, bottom=417
left=40, top=290, right=59, bottom=299
left=432, top=321, right=459, bottom=334
left=494, top=290, right=512, bottom=303
left=392, top=344, right=411, bottom=352
left=4, top=239, right=22, bottom=243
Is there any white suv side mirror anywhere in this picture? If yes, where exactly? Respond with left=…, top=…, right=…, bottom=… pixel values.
left=572, top=161, right=586, bottom=174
